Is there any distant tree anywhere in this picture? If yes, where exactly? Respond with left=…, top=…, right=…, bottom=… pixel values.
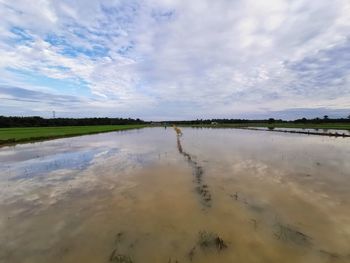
left=0, top=116, right=145, bottom=128
left=268, top=118, right=275, bottom=124
left=313, top=117, right=321, bottom=124
left=348, top=114, right=350, bottom=119
left=323, top=115, right=329, bottom=120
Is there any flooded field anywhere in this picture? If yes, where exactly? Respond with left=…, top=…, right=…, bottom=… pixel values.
left=1, top=127, right=350, bottom=263
left=247, top=127, right=350, bottom=137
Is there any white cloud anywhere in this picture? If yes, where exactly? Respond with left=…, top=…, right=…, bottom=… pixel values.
left=0, top=0, right=350, bottom=119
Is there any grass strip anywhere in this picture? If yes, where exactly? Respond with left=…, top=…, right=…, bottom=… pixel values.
left=0, top=125, right=147, bottom=146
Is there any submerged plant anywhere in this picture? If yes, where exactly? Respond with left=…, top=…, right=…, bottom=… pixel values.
left=273, top=223, right=312, bottom=247
left=198, top=231, right=227, bottom=251
left=109, top=251, right=133, bottom=263
left=109, top=232, right=133, bottom=263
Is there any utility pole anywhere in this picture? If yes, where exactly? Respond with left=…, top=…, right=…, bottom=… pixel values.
left=52, top=111, right=56, bottom=119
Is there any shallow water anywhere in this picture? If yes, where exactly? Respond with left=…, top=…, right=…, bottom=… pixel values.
left=1, top=127, right=350, bottom=263
left=251, top=127, right=350, bottom=135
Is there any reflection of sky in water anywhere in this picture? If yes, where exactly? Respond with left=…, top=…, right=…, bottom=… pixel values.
left=1, top=128, right=350, bottom=263
left=3, top=148, right=119, bottom=181
left=0, top=128, right=177, bottom=202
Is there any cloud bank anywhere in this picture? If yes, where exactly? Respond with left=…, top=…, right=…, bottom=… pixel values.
left=1, top=0, right=350, bottom=119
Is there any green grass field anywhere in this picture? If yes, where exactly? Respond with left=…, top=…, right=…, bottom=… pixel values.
left=0, top=125, right=147, bottom=145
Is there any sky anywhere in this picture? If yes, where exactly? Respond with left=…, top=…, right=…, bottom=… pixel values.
left=0, top=0, right=350, bottom=120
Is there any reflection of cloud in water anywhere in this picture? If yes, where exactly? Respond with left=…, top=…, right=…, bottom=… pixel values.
left=0, top=142, right=168, bottom=204
left=6, top=148, right=119, bottom=181
left=1, top=128, right=350, bottom=263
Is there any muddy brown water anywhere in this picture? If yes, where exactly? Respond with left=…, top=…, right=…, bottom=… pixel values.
left=1, top=127, right=350, bottom=263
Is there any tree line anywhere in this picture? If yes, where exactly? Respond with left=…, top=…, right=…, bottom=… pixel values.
left=0, top=116, right=145, bottom=128
left=166, top=115, right=350, bottom=125
left=1, top=115, right=349, bottom=128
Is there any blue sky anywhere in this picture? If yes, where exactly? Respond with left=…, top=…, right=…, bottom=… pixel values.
left=0, top=0, right=349, bottom=120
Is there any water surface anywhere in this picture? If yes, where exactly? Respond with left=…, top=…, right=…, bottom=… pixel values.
left=250, top=127, right=350, bottom=136
left=1, top=127, right=350, bottom=263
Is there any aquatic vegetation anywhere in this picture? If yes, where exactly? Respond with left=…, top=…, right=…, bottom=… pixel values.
left=243, top=127, right=350, bottom=137
left=109, top=251, right=133, bottom=263
left=229, top=192, right=313, bottom=247
left=273, top=223, right=312, bottom=247
left=197, top=231, right=227, bottom=251
left=196, top=184, right=211, bottom=203
left=167, top=258, right=179, bottom=263
left=114, top=232, right=125, bottom=245
left=173, top=126, right=212, bottom=207
left=230, top=192, right=239, bottom=201
left=109, top=232, right=134, bottom=263
left=186, top=231, right=228, bottom=261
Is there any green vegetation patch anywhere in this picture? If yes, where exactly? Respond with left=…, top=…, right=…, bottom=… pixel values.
left=0, top=125, right=147, bottom=146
